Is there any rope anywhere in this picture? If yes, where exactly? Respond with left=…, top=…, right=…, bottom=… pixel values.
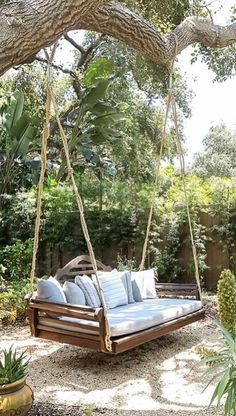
left=29, top=43, right=112, bottom=351
left=139, top=92, right=172, bottom=271
left=139, top=34, right=178, bottom=271
left=51, top=91, right=112, bottom=351
left=171, top=97, right=203, bottom=302
left=29, top=44, right=58, bottom=294
left=139, top=33, right=202, bottom=302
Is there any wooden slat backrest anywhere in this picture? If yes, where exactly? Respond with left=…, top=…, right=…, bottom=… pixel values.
left=54, top=255, right=111, bottom=283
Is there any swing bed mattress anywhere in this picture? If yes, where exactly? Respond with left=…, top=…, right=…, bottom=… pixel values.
left=37, top=298, right=203, bottom=337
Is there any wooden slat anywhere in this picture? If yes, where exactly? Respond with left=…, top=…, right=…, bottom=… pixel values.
left=38, top=316, right=100, bottom=334
left=37, top=325, right=100, bottom=341
left=67, top=270, right=96, bottom=276
left=38, top=329, right=102, bottom=351
left=111, top=309, right=205, bottom=354
left=31, top=298, right=98, bottom=313
left=156, top=283, right=199, bottom=298
left=27, top=307, right=39, bottom=337
left=156, top=283, right=198, bottom=290
left=29, top=302, right=103, bottom=322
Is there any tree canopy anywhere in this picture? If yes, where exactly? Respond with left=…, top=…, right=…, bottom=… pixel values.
left=193, top=124, right=236, bottom=178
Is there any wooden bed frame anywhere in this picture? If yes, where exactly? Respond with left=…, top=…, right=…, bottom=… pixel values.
left=27, top=256, right=205, bottom=355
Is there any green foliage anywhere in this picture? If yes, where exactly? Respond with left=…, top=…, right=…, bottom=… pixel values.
left=194, top=44, right=236, bottom=83
left=124, top=0, right=191, bottom=31
left=116, top=255, right=137, bottom=271
left=151, top=216, right=183, bottom=282
left=193, top=124, right=236, bottom=178
left=0, top=239, right=33, bottom=281
left=58, top=75, right=125, bottom=179
left=0, top=346, right=28, bottom=385
left=0, top=90, right=40, bottom=194
left=83, top=57, right=114, bottom=86
left=217, top=269, right=236, bottom=337
left=0, top=279, right=30, bottom=324
left=201, top=322, right=236, bottom=416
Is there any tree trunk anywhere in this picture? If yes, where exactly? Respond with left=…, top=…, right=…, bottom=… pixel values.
left=0, top=0, right=236, bottom=76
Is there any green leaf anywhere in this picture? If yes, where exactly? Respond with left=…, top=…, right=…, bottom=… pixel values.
left=83, top=57, right=114, bottom=86
left=19, top=124, right=38, bottom=155
left=5, top=91, right=24, bottom=132
left=92, top=112, right=126, bottom=127
left=92, top=103, right=118, bottom=116
left=215, top=320, right=235, bottom=347
left=81, top=79, right=111, bottom=109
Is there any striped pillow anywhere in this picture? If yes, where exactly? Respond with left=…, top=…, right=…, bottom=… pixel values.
left=96, top=269, right=135, bottom=304
left=75, top=275, right=101, bottom=308
left=93, top=272, right=128, bottom=309
left=121, top=271, right=135, bottom=304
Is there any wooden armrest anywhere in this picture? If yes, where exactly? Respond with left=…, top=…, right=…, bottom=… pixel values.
left=28, top=299, right=104, bottom=321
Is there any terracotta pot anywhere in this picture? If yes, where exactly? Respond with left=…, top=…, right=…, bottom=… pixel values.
left=0, top=376, right=33, bottom=416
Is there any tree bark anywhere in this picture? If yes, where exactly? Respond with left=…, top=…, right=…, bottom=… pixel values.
left=0, top=0, right=110, bottom=75
left=0, top=0, right=236, bottom=76
left=78, top=2, right=236, bottom=64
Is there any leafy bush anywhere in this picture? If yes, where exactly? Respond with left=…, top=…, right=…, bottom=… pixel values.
left=0, top=346, right=28, bottom=385
left=0, top=279, right=30, bottom=324
left=0, top=239, right=33, bottom=281
left=217, top=269, right=236, bottom=337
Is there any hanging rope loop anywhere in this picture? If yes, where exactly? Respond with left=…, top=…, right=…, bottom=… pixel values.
left=139, top=34, right=202, bottom=302
left=139, top=35, right=178, bottom=272
left=29, top=44, right=112, bottom=351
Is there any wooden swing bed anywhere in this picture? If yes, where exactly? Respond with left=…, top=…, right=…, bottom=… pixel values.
left=27, top=44, right=205, bottom=355
left=28, top=256, right=205, bottom=355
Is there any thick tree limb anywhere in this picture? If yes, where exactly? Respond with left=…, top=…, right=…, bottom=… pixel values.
left=77, top=2, right=236, bottom=64
left=1, top=0, right=236, bottom=76
left=0, top=0, right=110, bottom=76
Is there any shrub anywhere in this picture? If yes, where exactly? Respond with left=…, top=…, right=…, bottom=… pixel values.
left=0, top=279, right=31, bottom=324
left=0, top=239, right=33, bottom=281
left=217, top=269, right=236, bottom=337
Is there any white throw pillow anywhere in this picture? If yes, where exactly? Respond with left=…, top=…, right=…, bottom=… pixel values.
left=93, top=271, right=128, bottom=309
left=37, top=276, right=67, bottom=303
left=63, top=281, right=86, bottom=305
left=75, top=275, right=101, bottom=308
left=131, top=269, right=157, bottom=301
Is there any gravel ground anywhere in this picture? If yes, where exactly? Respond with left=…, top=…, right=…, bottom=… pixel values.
left=1, top=301, right=223, bottom=416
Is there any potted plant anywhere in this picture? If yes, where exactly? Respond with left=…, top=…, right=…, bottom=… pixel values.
left=0, top=346, right=33, bottom=415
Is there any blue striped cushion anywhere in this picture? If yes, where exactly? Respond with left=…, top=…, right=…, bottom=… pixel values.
left=93, top=272, right=128, bottom=309
left=75, top=275, right=101, bottom=308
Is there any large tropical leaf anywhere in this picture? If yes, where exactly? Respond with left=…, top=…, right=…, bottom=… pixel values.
left=81, top=79, right=111, bottom=109
left=92, top=102, right=119, bottom=116
left=5, top=90, right=24, bottom=132
left=83, top=57, right=114, bottom=86
left=91, top=112, right=126, bottom=127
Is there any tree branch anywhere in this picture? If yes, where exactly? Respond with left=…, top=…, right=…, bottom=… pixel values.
left=77, top=2, right=236, bottom=64
left=0, top=0, right=236, bottom=76
left=64, top=33, right=86, bottom=54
